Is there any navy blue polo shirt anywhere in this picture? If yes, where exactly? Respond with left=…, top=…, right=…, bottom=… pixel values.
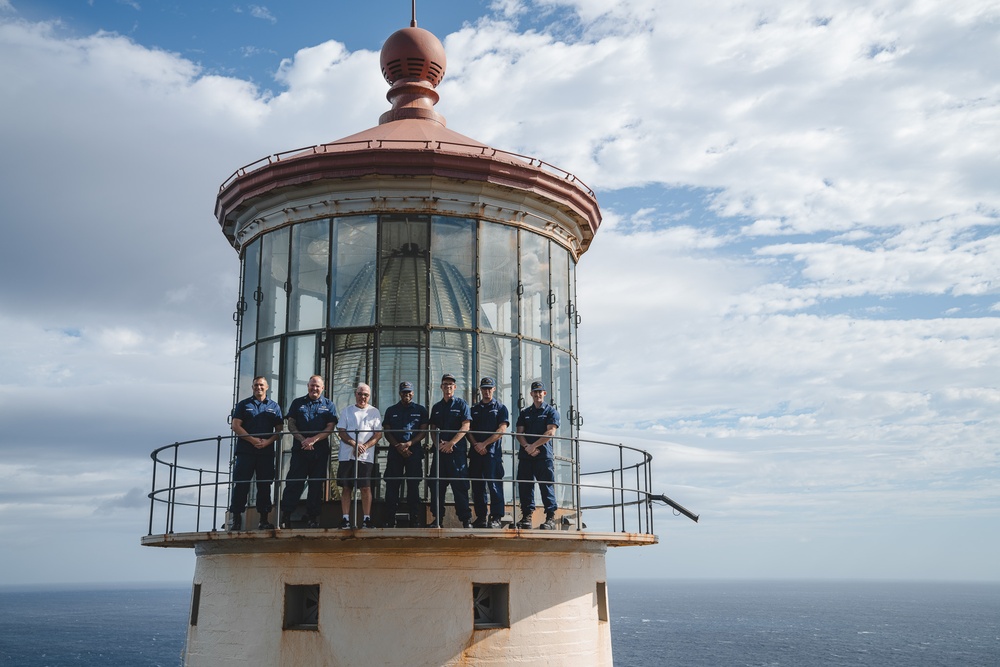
left=286, top=395, right=338, bottom=449
left=516, top=403, right=561, bottom=458
left=383, top=400, right=429, bottom=443
left=470, top=399, right=510, bottom=440
left=430, top=396, right=472, bottom=443
left=232, top=397, right=283, bottom=453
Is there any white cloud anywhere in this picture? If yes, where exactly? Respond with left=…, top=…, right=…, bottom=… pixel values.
left=1, top=0, right=998, bottom=584
left=249, top=5, right=276, bottom=24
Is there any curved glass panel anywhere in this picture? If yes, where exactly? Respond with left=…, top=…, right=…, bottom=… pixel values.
left=285, top=334, right=319, bottom=406
left=331, top=331, right=375, bottom=415
left=478, top=333, right=516, bottom=415
left=520, top=231, right=550, bottom=342
left=553, top=348, right=573, bottom=453
left=551, top=242, right=570, bottom=350
left=569, top=260, right=578, bottom=352
left=258, top=228, right=289, bottom=339
left=289, top=220, right=329, bottom=332
left=330, top=215, right=377, bottom=328
left=431, top=217, right=475, bottom=328
left=430, top=330, right=473, bottom=402
left=377, top=329, right=427, bottom=408
left=237, top=345, right=256, bottom=403
left=240, top=240, right=260, bottom=348
left=379, top=215, right=430, bottom=327
left=519, top=340, right=550, bottom=412
left=556, top=460, right=574, bottom=507
left=255, top=339, right=281, bottom=406
left=479, top=223, right=518, bottom=334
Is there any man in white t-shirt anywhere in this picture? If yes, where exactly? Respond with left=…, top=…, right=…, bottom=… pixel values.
left=336, top=383, right=383, bottom=529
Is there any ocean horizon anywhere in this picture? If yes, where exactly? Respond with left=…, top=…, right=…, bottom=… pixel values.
left=1, top=579, right=997, bottom=666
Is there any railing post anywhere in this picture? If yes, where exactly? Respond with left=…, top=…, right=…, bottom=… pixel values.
left=634, top=458, right=641, bottom=533
left=574, top=436, right=582, bottom=531
left=646, top=453, right=654, bottom=534
left=618, top=444, right=625, bottom=533
left=214, top=436, right=223, bottom=532
left=272, top=434, right=281, bottom=528
left=196, top=469, right=204, bottom=532
left=147, top=453, right=157, bottom=536
left=168, top=444, right=179, bottom=534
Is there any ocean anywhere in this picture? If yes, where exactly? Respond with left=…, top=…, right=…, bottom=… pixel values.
left=0, top=580, right=996, bottom=666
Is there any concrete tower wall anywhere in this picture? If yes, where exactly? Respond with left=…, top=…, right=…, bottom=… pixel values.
left=185, top=539, right=613, bottom=666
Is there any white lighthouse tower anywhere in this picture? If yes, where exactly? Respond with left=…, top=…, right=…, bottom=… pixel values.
left=143, top=16, right=693, bottom=667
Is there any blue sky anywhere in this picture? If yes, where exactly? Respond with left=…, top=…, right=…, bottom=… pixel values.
left=0, top=0, right=998, bottom=585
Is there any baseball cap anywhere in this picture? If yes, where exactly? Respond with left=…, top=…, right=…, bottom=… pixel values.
left=441, top=373, right=456, bottom=384
left=398, top=381, right=414, bottom=393
left=530, top=381, right=546, bottom=392
left=479, top=377, right=496, bottom=389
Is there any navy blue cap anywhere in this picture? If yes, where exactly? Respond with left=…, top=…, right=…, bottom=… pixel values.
left=399, top=381, right=414, bottom=393
left=479, top=377, right=496, bottom=389
left=530, top=381, right=546, bottom=392
left=441, top=373, right=456, bottom=384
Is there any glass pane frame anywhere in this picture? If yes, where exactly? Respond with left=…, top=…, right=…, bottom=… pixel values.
left=240, top=239, right=261, bottom=349
left=551, top=242, right=570, bottom=350
left=258, top=227, right=290, bottom=339
left=478, top=222, right=518, bottom=335
left=289, top=219, right=330, bottom=332
left=430, top=216, right=476, bottom=329
left=330, top=215, right=378, bottom=329
left=379, top=215, right=430, bottom=327
left=519, top=230, right=551, bottom=342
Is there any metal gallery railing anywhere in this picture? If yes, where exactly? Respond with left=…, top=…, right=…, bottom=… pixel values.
left=218, top=139, right=596, bottom=198
left=146, top=431, right=696, bottom=537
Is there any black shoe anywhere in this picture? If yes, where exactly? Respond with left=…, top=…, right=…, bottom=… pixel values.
left=471, top=517, right=487, bottom=529
left=307, top=518, right=321, bottom=529
left=426, top=519, right=440, bottom=528
left=539, top=515, right=556, bottom=530
left=487, top=518, right=503, bottom=529
left=462, top=519, right=474, bottom=528
left=362, top=517, right=374, bottom=529
left=279, top=515, right=293, bottom=530
left=228, top=514, right=242, bottom=532
left=258, top=520, right=275, bottom=530
left=339, top=517, right=352, bottom=529
left=517, top=515, right=533, bottom=530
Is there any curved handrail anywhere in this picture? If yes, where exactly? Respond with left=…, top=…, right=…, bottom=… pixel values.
left=218, top=140, right=596, bottom=198
left=146, top=430, right=670, bottom=537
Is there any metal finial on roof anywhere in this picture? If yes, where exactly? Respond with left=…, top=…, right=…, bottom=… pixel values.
left=411, top=0, right=417, bottom=27
left=378, top=22, right=447, bottom=125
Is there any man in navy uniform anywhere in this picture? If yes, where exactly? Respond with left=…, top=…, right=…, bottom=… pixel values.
left=515, top=380, right=561, bottom=530
left=382, top=381, right=429, bottom=527
left=467, top=377, right=509, bottom=528
left=228, top=376, right=284, bottom=531
left=428, top=373, right=472, bottom=528
left=279, top=375, right=338, bottom=529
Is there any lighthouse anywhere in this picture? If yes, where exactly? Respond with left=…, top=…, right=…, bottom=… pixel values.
left=142, top=17, right=691, bottom=667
